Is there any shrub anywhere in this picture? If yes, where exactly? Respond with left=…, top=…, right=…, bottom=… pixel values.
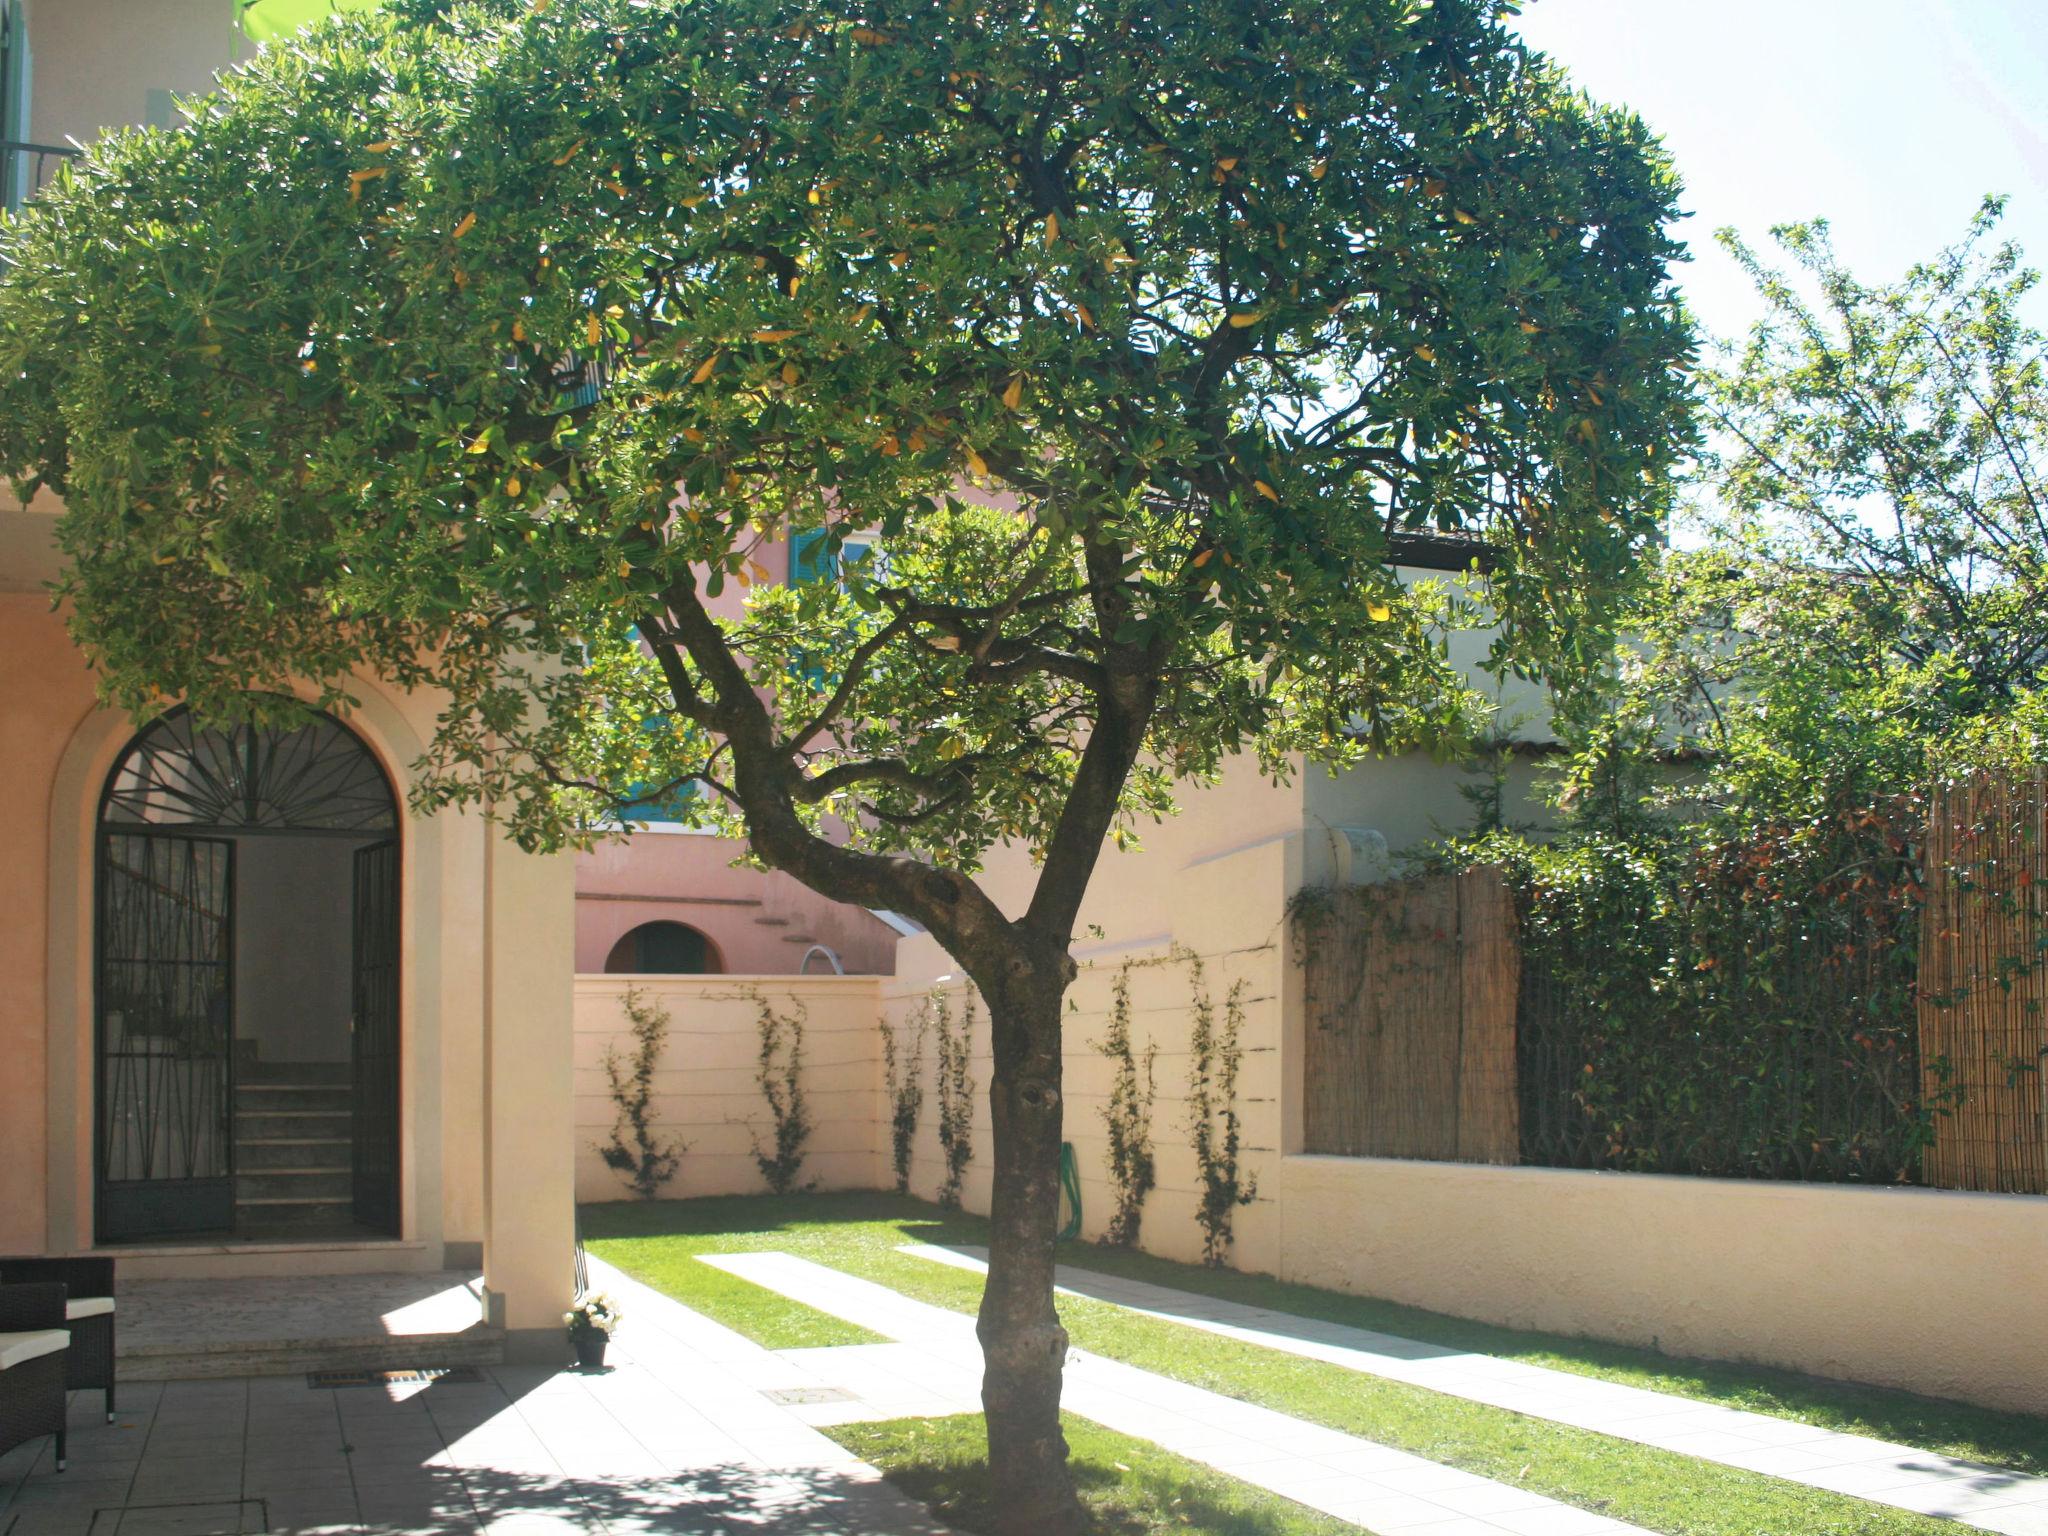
left=596, top=987, right=684, bottom=1199
left=1184, top=951, right=1255, bottom=1266
left=748, top=990, right=813, bottom=1196
left=880, top=1005, right=928, bottom=1196
left=934, top=988, right=978, bottom=1209
left=1096, top=964, right=1158, bottom=1248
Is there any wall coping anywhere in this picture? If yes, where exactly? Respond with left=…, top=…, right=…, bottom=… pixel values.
left=574, top=972, right=886, bottom=989
left=1280, top=1152, right=2048, bottom=1207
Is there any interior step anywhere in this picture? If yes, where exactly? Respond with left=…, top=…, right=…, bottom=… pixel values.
left=239, top=1061, right=351, bottom=1086
left=238, top=1169, right=351, bottom=1202
left=239, top=1109, right=350, bottom=1140
left=239, top=1137, right=350, bottom=1171
left=236, top=1083, right=351, bottom=1112
left=233, top=1196, right=356, bottom=1232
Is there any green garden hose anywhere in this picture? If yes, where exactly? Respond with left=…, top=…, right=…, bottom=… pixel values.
left=1057, top=1141, right=1083, bottom=1241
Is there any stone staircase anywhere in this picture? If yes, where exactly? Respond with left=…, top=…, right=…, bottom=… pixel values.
left=235, top=1062, right=355, bottom=1234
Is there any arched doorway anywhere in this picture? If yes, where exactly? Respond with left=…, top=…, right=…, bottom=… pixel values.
left=95, top=708, right=400, bottom=1243
left=603, top=920, right=722, bottom=975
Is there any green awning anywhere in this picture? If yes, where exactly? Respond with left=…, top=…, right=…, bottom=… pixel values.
left=236, top=0, right=383, bottom=44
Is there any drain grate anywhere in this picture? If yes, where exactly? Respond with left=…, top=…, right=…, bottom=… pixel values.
left=762, top=1386, right=856, bottom=1406
left=84, top=1498, right=268, bottom=1534
left=307, top=1365, right=482, bottom=1389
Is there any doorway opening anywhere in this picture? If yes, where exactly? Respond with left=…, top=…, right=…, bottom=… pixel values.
left=94, top=707, right=400, bottom=1244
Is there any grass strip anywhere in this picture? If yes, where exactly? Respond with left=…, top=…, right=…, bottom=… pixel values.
left=585, top=1191, right=2043, bottom=1535
left=583, top=1191, right=2046, bottom=1476
left=831, top=1412, right=1365, bottom=1536
left=1044, top=1231, right=2048, bottom=1478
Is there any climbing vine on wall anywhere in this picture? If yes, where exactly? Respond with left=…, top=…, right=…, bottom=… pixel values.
left=748, top=990, right=814, bottom=1195
left=880, top=1004, right=929, bottom=1195
left=597, top=987, right=685, bottom=1200
left=1185, top=950, right=1256, bottom=1266
left=933, top=988, right=978, bottom=1208
left=1097, top=963, right=1158, bottom=1247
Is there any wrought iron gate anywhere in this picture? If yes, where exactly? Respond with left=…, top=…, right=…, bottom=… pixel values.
left=96, top=705, right=400, bottom=1243
left=96, top=832, right=236, bottom=1242
left=351, top=839, right=401, bottom=1234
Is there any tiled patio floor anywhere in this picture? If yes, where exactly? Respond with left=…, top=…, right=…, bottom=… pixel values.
left=0, top=1271, right=953, bottom=1536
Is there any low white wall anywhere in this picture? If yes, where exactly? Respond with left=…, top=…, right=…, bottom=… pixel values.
left=1270, top=1154, right=2048, bottom=1416
left=573, top=974, right=886, bottom=1203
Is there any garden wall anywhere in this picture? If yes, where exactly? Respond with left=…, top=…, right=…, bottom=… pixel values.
left=572, top=973, right=887, bottom=1203
left=574, top=820, right=2048, bottom=1414
left=1268, top=1154, right=2048, bottom=1416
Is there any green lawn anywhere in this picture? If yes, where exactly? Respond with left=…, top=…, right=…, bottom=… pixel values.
left=833, top=1414, right=1364, bottom=1536
left=583, top=1191, right=2048, bottom=1536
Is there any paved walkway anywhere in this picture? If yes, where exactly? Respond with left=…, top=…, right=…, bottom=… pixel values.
left=905, top=1243, right=2048, bottom=1536
left=704, top=1251, right=1660, bottom=1536
left=0, top=1256, right=950, bottom=1536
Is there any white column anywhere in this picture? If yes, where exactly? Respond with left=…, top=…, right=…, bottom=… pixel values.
left=480, top=826, right=577, bottom=1359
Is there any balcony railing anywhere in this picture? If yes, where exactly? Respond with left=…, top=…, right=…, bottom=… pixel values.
left=2, top=139, right=81, bottom=214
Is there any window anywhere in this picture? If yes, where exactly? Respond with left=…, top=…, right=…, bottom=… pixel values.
left=789, top=528, right=882, bottom=587
left=0, top=2, right=29, bottom=214
left=603, top=921, right=721, bottom=975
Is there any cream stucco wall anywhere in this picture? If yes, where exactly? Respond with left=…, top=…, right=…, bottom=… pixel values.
left=573, top=974, right=889, bottom=1203
left=1268, top=1155, right=2048, bottom=1417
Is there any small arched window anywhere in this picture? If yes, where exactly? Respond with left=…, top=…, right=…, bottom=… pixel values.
left=604, top=920, right=721, bottom=975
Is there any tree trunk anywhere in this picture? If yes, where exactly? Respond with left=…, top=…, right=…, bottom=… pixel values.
left=975, top=966, right=1084, bottom=1536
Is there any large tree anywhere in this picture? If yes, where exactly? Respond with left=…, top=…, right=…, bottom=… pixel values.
left=0, top=1, right=1690, bottom=1526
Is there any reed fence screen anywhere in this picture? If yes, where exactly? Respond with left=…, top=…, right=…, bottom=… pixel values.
left=1920, top=768, right=2048, bottom=1195
left=1293, top=769, right=2048, bottom=1192
left=1299, top=868, right=1519, bottom=1163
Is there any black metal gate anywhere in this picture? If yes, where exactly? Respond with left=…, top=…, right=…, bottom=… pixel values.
left=95, top=705, right=399, bottom=1244
left=351, top=839, right=401, bottom=1234
left=96, top=832, right=236, bottom=1243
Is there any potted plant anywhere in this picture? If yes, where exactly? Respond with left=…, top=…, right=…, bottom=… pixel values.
left=565, top=1293, right=620, bottom=1371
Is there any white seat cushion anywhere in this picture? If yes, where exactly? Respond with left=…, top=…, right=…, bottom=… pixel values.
left=0, top=1329, right=68, bottom=1371
left=64, top=1296, right=114, bottom=1320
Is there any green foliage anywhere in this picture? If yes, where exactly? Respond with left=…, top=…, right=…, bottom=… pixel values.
left=748, top=990, right=813, bottom=1196
left=880, top=1004, right=929, bottom=1196
left=1427, top=208, right=2048, bottom=1185
left=933, top=989, right=978, bottom=1209
left=1183, top=951, right=1255, bottom=1265
left=1548, top=203, right=2048, bottom=850
left=0, top=0, right=1693, bottom=876
left=1096, top=964, right=1157, bottom=1248
left=1446, top=824, right=1939, bottom=1182
left=1711, top=199, right=2048, bottom=723
left=596, top=986, right=684, bottom=1199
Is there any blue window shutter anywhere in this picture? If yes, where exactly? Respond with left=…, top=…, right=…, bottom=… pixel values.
left=789, top=528, right=837, bottom=585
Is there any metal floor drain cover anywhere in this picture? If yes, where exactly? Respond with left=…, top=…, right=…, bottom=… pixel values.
left=85, top=1499, right=268, bottom=1534
left=762, top=1386, right=855, bottom=1405
left=307, top=1365, right=482, bottom=1388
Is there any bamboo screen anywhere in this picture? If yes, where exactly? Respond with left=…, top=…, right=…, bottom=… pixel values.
left=1301, top=867, right=1519, bottom=1163
left=1919, top=768, right=2048, bottom=1195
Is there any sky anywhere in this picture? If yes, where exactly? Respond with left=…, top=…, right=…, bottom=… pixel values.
left=1510, top=0, right=2048, bottom=345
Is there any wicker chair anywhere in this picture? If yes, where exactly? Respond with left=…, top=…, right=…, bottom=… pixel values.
left=0, top=1259, right=114, bottom=1423
left=0, top=1283, right=68, bottom=1473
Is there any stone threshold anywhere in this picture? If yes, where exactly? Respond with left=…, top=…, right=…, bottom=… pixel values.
left=83, top=1237, right=426, bottom=1258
